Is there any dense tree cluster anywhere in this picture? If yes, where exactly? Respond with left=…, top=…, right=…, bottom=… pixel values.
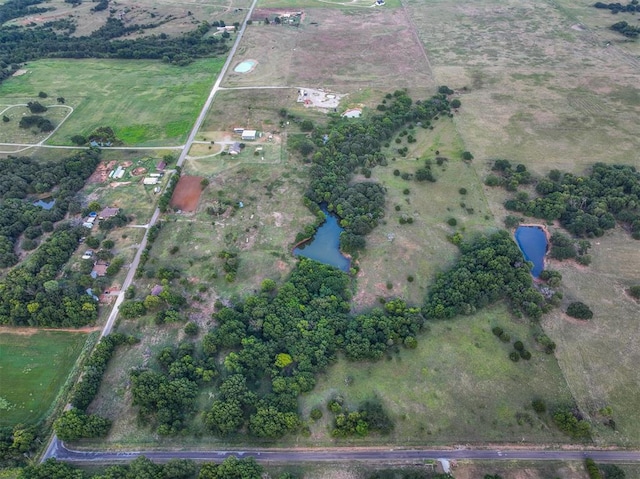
left=130, top=259, right=420, bottom=437
left=71, top=334, right=136, bottom=410
left=424, top=230, right=551, bottom=319
left=0, top=16, right=230, bottom=83
left=19, top=456, right=264, bottom=479
left=328, top=396, right=394, bottom=437
left=594, top=1, right=640, bottom=13
left=0, top=152, right=100, bottom=267
left=0, top=424, right=37, bottom=468
left=53, top=409, right=111, bottom=442
left=610, top=20, right=640, bottom=37
left=0, top=225, right=99, bottom=327
left=552, top=406, right=591, bottom=439
left=492, top=162, right=640, bottom=239
left=304, top=89, right=455, bottom=252
left=18, top=114, right=54, bottom=132
left=566, top=301, right=594, bottom=320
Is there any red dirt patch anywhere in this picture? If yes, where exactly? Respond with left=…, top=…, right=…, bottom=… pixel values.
left=170, top=176, right=204, bottom=212
left=131, top=167, right=147, bottom=176
left=121, top=161, right=133, bottom=168
left=88, top=160, right=117, bottom=184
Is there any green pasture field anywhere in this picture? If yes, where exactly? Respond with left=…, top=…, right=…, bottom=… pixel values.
left=353, top=117, right=494, bottom=308
left=300, top=303, right=574, bottom=445
left=541, top=227, right=640, bottom=447
left=0, top=331, right=90, bottom=426
left=224, top=8, right=433, bottom=91
left=0, top=58, right=224, bottom=146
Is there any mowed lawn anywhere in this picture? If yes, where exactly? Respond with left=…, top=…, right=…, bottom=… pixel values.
left=0, top=58, right=224, bottom=146
left=0, top=331, right=89, bottom=426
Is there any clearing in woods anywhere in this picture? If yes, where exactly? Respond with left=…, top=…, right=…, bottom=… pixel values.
left=0, top=331, right=91, bottom=426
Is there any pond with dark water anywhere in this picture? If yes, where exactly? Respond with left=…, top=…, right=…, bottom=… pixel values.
left=514, top=225, right=548, bottom=278
left=293, top=208, right=350, bottom=272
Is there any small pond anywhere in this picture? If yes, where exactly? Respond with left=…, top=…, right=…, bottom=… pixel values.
left=234, top=60, right=257, bottom=73
left=33, top=198, right=55, bottom=210
left=514, top=225, right=548, bottom=278
left=294, top=208, right=350, bottom=272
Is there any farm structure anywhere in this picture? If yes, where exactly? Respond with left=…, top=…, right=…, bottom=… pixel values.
left=241, top=130, right=257, bottom=140
left=99, top=207, right=120, bottom=219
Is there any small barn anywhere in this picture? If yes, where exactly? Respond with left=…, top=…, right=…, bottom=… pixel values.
left=241, top=130, right=257, bottom=141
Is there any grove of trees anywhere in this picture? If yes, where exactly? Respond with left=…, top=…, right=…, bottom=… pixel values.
left=490, top=161, right=640, bottom=239
left=129, top=258, right=422, bottom=437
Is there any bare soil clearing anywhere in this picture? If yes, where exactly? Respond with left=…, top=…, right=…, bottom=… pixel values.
left=170, top=176, right=204, bottom=212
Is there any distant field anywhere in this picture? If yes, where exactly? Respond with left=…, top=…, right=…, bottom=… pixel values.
left=224, top=8, right=433, bottom=91
left=4, top=0, right=251, bottom=37
left=0, top=58, right=224, bottom=146
left=0, top=331, right=89, bottom=426
left=402, top=0, right=640, bottom=174
left=256, top=0, right=401, bottom=8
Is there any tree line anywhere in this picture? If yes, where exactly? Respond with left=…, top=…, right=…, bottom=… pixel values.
left=0, top=16, right=231, bottom=83
left=302, top=89, right=456, bottom=254
left=20, top=455, right=271, bottom=479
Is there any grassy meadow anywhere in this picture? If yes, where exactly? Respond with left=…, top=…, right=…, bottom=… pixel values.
left=353, top=117, right=495, bottom=308
left=0, top=58, right=224, bottom=146
left=0, top=331, right=90, bottom=426
left=300, top=304, right=574, bottom=445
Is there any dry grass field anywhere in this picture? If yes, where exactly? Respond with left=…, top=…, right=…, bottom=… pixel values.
left=223, top=8, right=434, bottom=90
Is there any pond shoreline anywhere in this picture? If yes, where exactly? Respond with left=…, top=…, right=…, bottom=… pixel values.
left=514, top=224, right=550, bottom=278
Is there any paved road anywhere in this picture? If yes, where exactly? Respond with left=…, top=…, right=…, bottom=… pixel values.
left=47, top=437, right=640, bottom=464
left=176, top=0, right=260, bottom=168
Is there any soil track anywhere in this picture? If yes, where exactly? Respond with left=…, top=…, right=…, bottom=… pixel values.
left=170, top=176, right=204, bottom=212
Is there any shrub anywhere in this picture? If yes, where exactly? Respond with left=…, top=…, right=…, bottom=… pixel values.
left=509, top=351, right=520, bottom=362
left=462, top=151, right=474, bottom=161
left=447, top=217, right=457, bottom=226
left=184, top=322, right=199, bottom=336
left=459, top=187, right=467, bottom=195
left=520, top=350, right=531, bottom=360
left=566, top=302, right=593, bottom=320
left=514, top=340, right=524, bottom=351
left=407, top=275, right=414, bottom=282
left=629, top=285, right=640, bottom=299
left=402, top=189, right=410, bottom=195
left=532, top=399, right=546, bottom=414
left=492, top=326, right=504, bottom=337
left=499, top=331, right=511, bottom=342
left=310, top=408, right=323, bottom=421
